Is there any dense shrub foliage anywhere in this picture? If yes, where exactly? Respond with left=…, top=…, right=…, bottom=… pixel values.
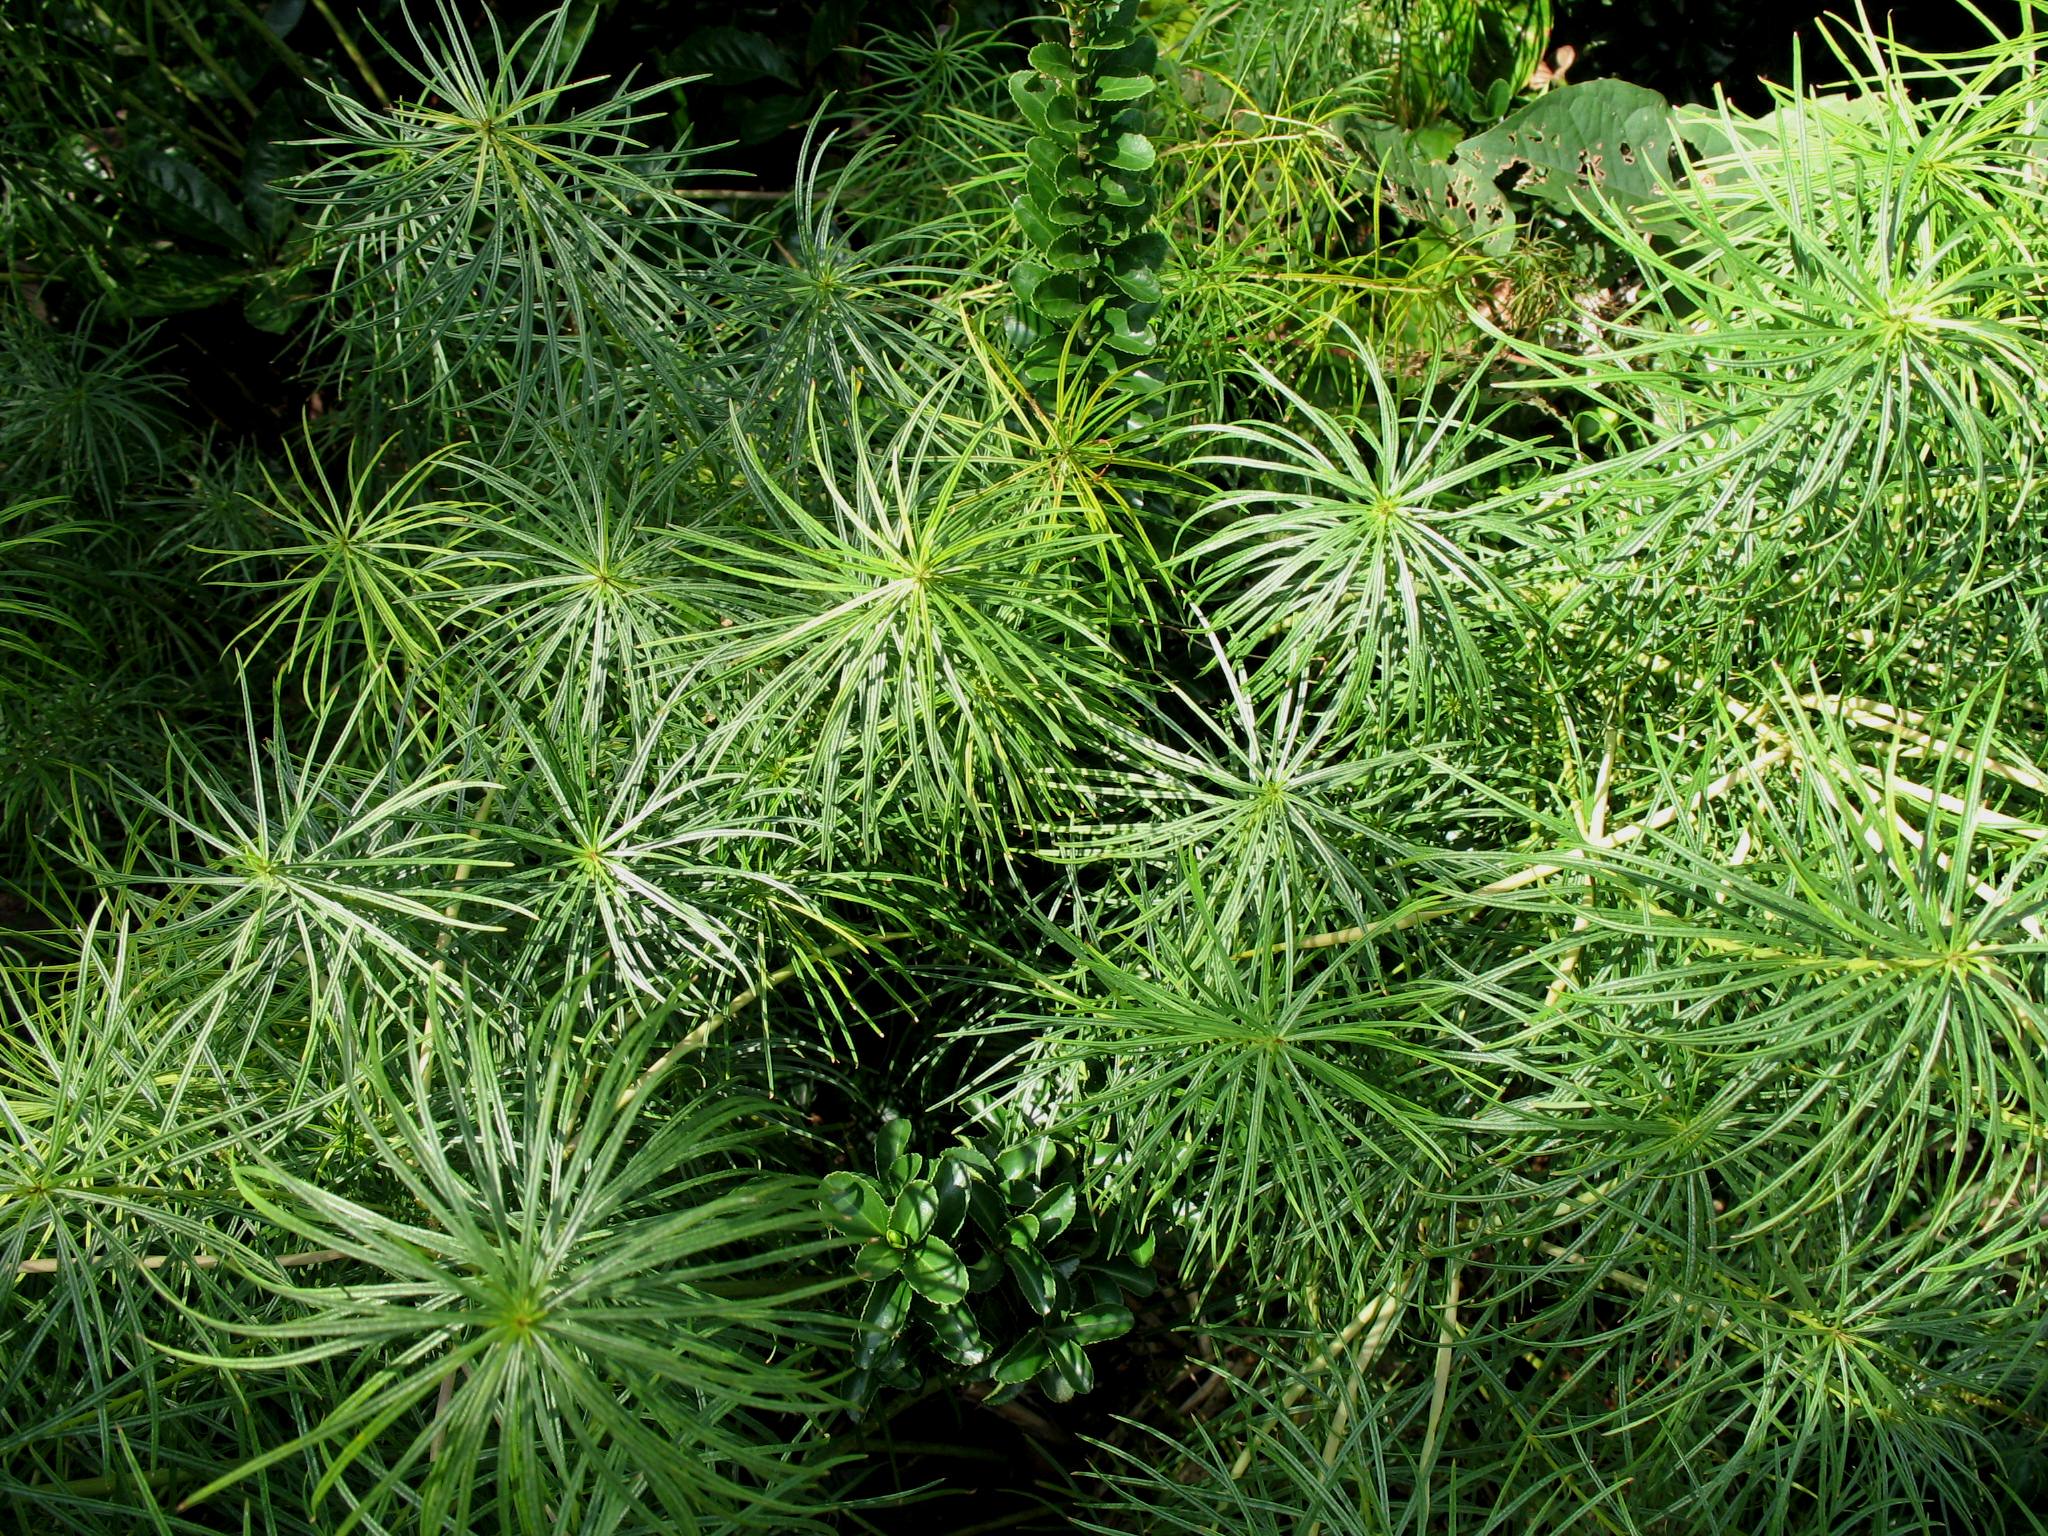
left=2, top=0, right=2045, bottom=1531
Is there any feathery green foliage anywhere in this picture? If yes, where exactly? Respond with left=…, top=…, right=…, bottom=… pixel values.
left=3, top=0, right=2046, bottom=1532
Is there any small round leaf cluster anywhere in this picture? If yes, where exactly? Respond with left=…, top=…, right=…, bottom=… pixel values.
left=820, top=1116, right=1156, bottom=1409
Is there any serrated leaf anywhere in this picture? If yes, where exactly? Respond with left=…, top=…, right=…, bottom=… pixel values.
left=906, top=1236, right=969, bottom=1305
left=876, top=1117, right=914, bottom=1173
left=856, top=1279, right=913, bottom=1366
left=1097, top=170, right=1148, bottom=207
left=1109, top=263, right=1162, bottom=304
left=1029, top=1185, right=1078, bottom=1243
left=856, top=1242, right=906, bottom=1282
left=1054, top=1301, right=1133, bottom=1344
left=1115, top=231, right=1168, bottom=268
left=998, top=1138, right=1055, bottom=1184
left=863, top=1278, right=914, bottom=1334
left=1028, top=41, right=1077, bottom=81
left=1027, top=137, right=1084, bottom=185
left=1104, top=132, right=1156, bottom=172
left=1093, top=1253, right=1158, bottom=1297
left=1009, top=69, right=1053, bottom=134
left=991, top=1336, right=1051, bottom=1384
left=1041, top=231, right=1098, bottom=271
left=1013, top=194, right=1061, bottom=254
left=1103, top=306, right=1156, bottom=355
left=890, top=1180, right=939, bottom=1242
left=1094, top=74, right=1154, bottom=101
left=927, top=1302, right=987, bottom=1366
left=1025, top=165, right=1064, bottom=217
left=1043, top=1335, right=1093, bottom=1401
left=932, top=1155, right=975, bottom=1236
left=1006, top=1243, right=1057, bottom=1314
left=1030, top=272, right=1088, bottom=320
left=1079, top=14, right=1141, bottom=53
left=1011, top=258, right=1049, bottom=310
left=1090, top=35, right=1158, bottom=74
left=820, top=1171, right=890, bottom=1238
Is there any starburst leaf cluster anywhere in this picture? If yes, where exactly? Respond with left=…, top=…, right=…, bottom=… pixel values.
left=3, top=1, right=2047, bottom=1532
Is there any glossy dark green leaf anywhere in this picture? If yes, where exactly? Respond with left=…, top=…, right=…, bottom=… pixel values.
left=1013, top=193, right=1061, bottom=253
left=949, top=1145, right=998, bottom=1178
left=890, top=1180, right=939, bottom=1242
left=1012, top=258, right=1050, bottom=310
left=1103, top=305, right=1156, bottom=354
left=1097, top=171, right=1149, bottom=208
left=1090, top=35, right=1158, bottom=74
left=856, top=1278, right=914, bottom=1366
left=855, top=1241, right=906, bottom=1281
left=863, top=1278, right=914, bottom=1334
left=1054, top=1301, right=1133, bottom=1344
left=820, top=1171, right=890, bottom=1238
left=1024, top=166, right=1064, bottom=219
left=1109, top=263, right=1162, bottom=304
left=1005, top=1243, right=1057, bottom=1314
left=905, top=1236, right=970, bottom=1305
left=1029, top=1185, right=1078, bottom=1243
left=1091, top=1254, right=1158, bottom=1297
left=927, top=1302, right=987, bottom=1366
left=1030, top=271, right=1088, bottom=320
left=998, top=1138, right=1055, bottom=1184
left=1041, top=231, right=1098, bottom=271
left=875, top=1117, right=914, bottom=1174
left=1043, top=1335, right=1094, bottom=1401
left=1028, top=41, right=1077, bottom=81
left=1009, top=69, right=1053, bottom=134
left=1094, top=74, right=1154, bottom=101
left=1027, top=137, right=1085, bottom=186
left=1080, top=11, right=1140, bottom=52
left=968, top=1250, right=1007, bottom=1292
left=1043, top=91, right=1085, bottom=136
left=932, top=1154, right=974, bottom=1236
left=991, top=1335, right=1051, bottom=1384
left=1104, top=132, right=1156, bottom=172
